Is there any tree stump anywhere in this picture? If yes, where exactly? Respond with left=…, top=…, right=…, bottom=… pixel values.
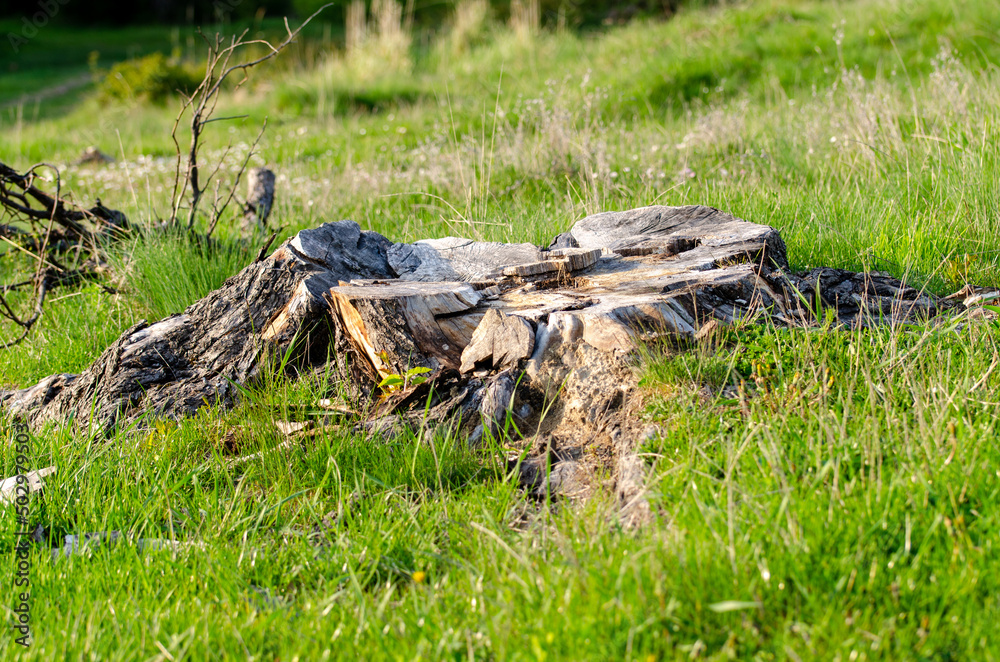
left=0, top=205, right=948, bottom=520
left=241, top=167, right=276, bottom=236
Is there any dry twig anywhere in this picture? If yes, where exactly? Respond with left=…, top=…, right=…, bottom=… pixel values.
left=169, top=6, right=331, bottom=232
left=0, top=7, right=328, bottom=347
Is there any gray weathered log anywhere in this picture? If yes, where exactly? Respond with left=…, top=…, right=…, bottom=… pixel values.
left=389, top=237, right=546, bottom=283
left=0, top=204, right=953, bottom=519
left=1, top=221, right=393, bottom=434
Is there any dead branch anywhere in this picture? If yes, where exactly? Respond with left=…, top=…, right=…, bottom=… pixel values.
left=169, top=5, right=331, bottom=233
left=206, top=121, right=268, bottom=239
left=0, top=159, right=124, bottom=346
left=0, top=9, right=325, bottom=348
left=0, top=162, right=127, bottom=243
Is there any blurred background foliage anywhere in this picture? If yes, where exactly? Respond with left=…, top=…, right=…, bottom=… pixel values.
left=0, top=0, right=709, bottom=29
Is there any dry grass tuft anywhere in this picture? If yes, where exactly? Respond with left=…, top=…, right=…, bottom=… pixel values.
left=509, top=0, right=541, bottom=42
left=343, top=0, right=413, bottom=80
left=444, top=0, right=492, bottom=56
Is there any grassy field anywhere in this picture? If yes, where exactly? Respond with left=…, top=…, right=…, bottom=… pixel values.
left=3, top=0, right=1000, bottom=658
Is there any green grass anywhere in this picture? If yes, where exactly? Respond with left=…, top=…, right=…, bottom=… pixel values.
left=0, top=17, right=339, bottom=119
left=4, top=318, right=1000, bottom=659
left=0, top=22, right=175, bottom=112
left=112, top=231, right=261, bottom=322
left=3, top=0, right=1000, bottom=658
left=637, top=319, right=1000, bottom=658
left=0, top=279, right=134, bottom=388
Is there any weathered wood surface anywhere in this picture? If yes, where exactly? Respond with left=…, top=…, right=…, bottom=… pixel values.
left=0, top=466, right=57, bottom=505
left=2, top=221, right=395, bottom=434
left=241, top=167, right=276, bottom=236
left=0, top=205, right=951, bottom=518
left=460, top=309, right=534, bottom=374
left=326, top=280, right=482, bottom=378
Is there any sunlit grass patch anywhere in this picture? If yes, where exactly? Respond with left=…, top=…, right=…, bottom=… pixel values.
left=2, top=0, right=1000, bottom=657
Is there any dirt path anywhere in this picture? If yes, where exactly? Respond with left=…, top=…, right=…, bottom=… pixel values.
left=1, top=73, right=92, bottom=111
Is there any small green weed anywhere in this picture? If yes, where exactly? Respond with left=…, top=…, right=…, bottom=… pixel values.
left=378, top=365, right=431, bottom=394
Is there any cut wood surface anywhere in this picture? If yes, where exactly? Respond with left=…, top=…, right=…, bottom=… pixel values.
left=0, top=205, right=953, bottom=519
